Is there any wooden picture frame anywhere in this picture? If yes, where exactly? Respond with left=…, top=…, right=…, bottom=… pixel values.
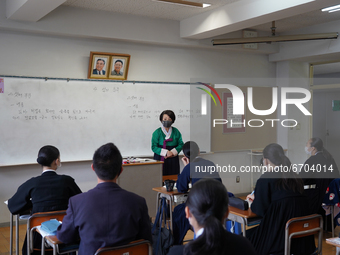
left=88, top=53, right=110, bottom=79
left=108, top=54, right=130, bottom=80
left=88, top=52, right=130, bottom=80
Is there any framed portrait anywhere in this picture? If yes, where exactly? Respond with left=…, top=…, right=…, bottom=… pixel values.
left=108, top=54, right=130, bottom=80
left=88, top=52, right=110, bottom=79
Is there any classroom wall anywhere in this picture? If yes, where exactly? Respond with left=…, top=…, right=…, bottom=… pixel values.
left=0, top=25, right=279, bottom=224
left=276, top=61, right=310, bottom=166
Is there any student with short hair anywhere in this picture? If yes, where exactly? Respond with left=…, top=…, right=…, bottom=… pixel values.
left=168, top=179, right=256, bottom=255
left=8, top=145, right=82, bottom=255
left=172, top=141, right=222, bottom=245
left=57, top=142, right=152, bottom=255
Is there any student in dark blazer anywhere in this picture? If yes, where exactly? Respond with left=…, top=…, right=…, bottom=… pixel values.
left=301, top=137, right=339, bottom=213
left=57, top=142, right=152, bottom=255
left=168, top=179, right=256, bottom=255
left=8, top=145, right=82, bottom=255
left=173, top=141, right=222, bottom=245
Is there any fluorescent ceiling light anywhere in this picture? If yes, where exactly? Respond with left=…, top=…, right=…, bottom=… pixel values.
left=153, top=0, right=211, bottom=8
left=212, top=33, right=339, bottom=46
left=322, top=4, right=340, bottom=12
left=329, top=8, right=340, bottom=13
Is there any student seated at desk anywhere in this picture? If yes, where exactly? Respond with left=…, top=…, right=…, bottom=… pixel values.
left=246, top=143, right=315, bottom=255
left=168, top=179, right=257, bottom=255
left=57, top=142, right=152, bottom=255
left=300, top=138, right=339, bottom=217
left=173, top=141, right=221, bottom=245
left=7, top=145, right=82, bottom=255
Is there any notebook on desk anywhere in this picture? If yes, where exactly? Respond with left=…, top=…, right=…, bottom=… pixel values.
left=40, top=219, right=61, bottom=235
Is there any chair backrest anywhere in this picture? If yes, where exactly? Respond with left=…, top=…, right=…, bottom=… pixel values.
left=284, top=214, right=323, bottom=255
left=27, top=210, right=66, bottom=254
left=94, top=240, right=152, bottom=255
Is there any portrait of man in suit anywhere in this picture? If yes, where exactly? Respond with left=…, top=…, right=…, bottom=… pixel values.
left=111, top=59, right=124, bottom=76
left=92, top=58, right=106, bottom=75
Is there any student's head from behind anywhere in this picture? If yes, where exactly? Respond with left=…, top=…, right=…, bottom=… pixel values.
left=183, top=141, right=199, bottom=161
left=37, top=145, right=60, bottom=168
left=114, top=60, right=123, bottom=73
left=263, top=143, right=303, bottom=193
left=262, top=143, right=291, bottom=168
left=96, top=59, right=105, bottom=71
left=185, top=179, right=229, bottom=254
left=92, top=143, right=122, bottom=181
left=305, top=137, right=323, bottom=155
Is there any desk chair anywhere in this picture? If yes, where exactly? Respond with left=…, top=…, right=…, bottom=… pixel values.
left=27, top=210, right=66, bottom=255
left=94, top=240, right=152, bottom=255
left=284, top=214, right=323, bottom=255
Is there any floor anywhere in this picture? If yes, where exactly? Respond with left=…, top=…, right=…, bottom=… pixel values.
left=0, top=222, right=338, bottom=255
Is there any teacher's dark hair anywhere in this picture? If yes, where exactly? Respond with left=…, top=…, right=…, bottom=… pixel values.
left=93, top=143, right=122, bottom=180
left=183, top=141, right=199, bottom=161
left=37, top=145, right=60, bottom=167
left=263, top=143, right=303, bottom=194
left=310, top=137, right=334, bottom=162
left=159, top=110, right=176, bottom=123
left=184, top=179, right=229, bottom=255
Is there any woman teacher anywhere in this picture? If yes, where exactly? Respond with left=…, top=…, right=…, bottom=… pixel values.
left=152, top=110, right=183, bottom=175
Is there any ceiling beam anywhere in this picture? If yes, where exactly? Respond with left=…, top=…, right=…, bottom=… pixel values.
left=180, top=0, right=340, bottom=39
left=6, top=0, right=67, bottom=22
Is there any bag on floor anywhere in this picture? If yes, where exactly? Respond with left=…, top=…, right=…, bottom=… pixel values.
left=152, top=197, right=174, bottom=255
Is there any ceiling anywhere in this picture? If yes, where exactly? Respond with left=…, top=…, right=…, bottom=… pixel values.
left=61, top=0, right=340, bottom=34
left=4, top=0, right=340, bottom=74
left=63, top=0, right=241, bottom=21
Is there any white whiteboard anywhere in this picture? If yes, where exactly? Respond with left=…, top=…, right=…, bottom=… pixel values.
left=0, top=77, right=210, bottom=165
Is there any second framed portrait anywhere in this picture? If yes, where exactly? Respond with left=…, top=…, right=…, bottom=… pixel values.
left=108, top=54, right=130, bottom=80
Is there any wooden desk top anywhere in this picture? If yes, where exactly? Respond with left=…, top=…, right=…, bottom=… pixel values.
left=123, top=161, right=163, bottom=167
left=45, top=235, right=62, bottom=245
left=163, top=174, right=178, bottom=182
left=152, top=187, right=187, bottom=196
left=228, top=206, right=258, bottom=219
left=326, top=237, right=340, bottom=248
left=35, top=228, right=62, bottom=245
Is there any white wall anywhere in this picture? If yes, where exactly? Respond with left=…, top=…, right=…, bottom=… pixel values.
left=0, top=31, right=275, bottom=82
left=276, top=61, right=311, bottom=165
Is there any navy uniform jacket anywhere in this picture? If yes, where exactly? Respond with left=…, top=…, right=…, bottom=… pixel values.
left=8, top=171, right=82, bottom=215
left=168, top=230, right=257, bottom=255
left=176, top=157, right=222, bottom=193
left=301, top=152, right=339, bottom=213
left=57, top=182, right=152, bottom=255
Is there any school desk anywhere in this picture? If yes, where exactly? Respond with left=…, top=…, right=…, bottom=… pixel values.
left=228, top=205, right=261, bottom=237
left=152, top=187, right=188, bottom=233
left=326, top=237, right=340, bottom=255
left=119, top=161, right=163, bottom=217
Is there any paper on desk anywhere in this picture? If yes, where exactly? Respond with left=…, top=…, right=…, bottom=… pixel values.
left=37, top=226, right=54, bottom=238
left=326, top=238, right=340, bottom=245
left=37, top=221, right=62, bottom=237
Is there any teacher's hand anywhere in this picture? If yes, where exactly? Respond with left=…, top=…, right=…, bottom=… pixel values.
left=165, top=151, right=174, bottom=159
